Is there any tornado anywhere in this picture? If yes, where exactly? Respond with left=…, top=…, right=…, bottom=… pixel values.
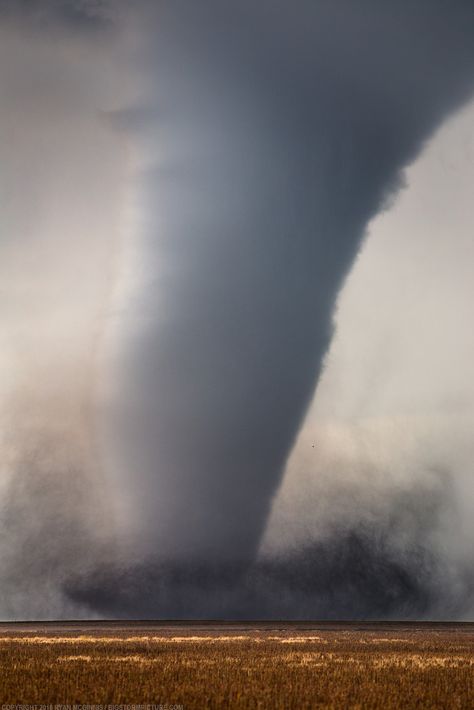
left=1, top=0, right=473, bottom=619
left=106, top=0, right=474, bottom=573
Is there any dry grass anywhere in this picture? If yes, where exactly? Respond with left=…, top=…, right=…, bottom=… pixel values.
left=0, top=623, right=473, bottom=708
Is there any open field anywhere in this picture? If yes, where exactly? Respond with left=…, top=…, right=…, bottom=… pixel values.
left=0, top=621, right=473, bottom=708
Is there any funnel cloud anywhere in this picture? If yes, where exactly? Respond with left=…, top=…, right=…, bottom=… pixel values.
left=0, top=0, right=473, bottom=619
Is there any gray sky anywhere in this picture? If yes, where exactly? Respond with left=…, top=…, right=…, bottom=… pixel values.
left=0, top=0, right=473, bottom=619
left=261, top=101, right=474, bottom=616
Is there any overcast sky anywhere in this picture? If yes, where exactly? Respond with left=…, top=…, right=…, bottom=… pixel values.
left=263, top=101, right=474, bottom=585
left=0, top=0, right=473, bottom=619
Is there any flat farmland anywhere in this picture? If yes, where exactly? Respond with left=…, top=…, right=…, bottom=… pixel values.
left=0, top=621, right=473, bottom=708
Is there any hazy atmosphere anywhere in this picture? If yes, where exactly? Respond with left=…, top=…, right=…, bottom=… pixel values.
left=0, top=0, right=473, bottom=619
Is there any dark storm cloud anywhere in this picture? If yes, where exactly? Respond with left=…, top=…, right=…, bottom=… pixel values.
left=109, top=0, right=474, bottom=575
left=0, top=0, right=112, bottom=28
left=1, top=0, right=474, bottom=620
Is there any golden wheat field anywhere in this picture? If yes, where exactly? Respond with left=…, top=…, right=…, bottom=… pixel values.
left=0, top=622, right=473, bottom=709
